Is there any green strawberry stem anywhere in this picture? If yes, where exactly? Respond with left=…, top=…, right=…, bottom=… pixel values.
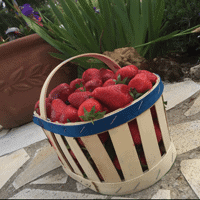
left=129, top=88, right=144, bottom=100
left=114, top=74, right=129, bottom=85
left=75, top=82, right=84, bottom=89
left=79, top=106, right=106, bottom=125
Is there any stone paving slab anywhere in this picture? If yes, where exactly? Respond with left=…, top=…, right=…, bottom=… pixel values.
left=13, top=145, right=61, bottom=190
left=76, top=182, right=88, bottom=192
left=0, top=149, right=30, bottom=189
left=0, top=128, right=10, bottom=138
left=184, top=94, right=200, bottom=116
left=151, top=189, right=171, bottom=199
left=9, top=189, right=109, bottom=199
left=163, top=80, right=200, bottom=110
left=1, top=80, right=200, bottom=199
left=180, top=159, right=200, bottom=198
left=0, top=122, right=47, bottom=157
left=169, top=120, right=200, bottom=155
left=30, top=170, right=68, bottom=185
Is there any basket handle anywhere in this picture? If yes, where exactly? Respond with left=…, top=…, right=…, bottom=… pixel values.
left=39, top=53, right=121, bottom=120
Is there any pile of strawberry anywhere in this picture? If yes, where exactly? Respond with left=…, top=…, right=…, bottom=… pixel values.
left=34, top=65, right=165, bottom=180
left=35, top=65, right=158, bottom=123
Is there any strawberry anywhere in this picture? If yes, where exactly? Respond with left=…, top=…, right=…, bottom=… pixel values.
left=82, top=68, right=102, bottom=83
left=139, top=152, right=147, bottom=166
left=153, top=120, right=162, bottom=143
left=77, top=131, right=109, bottom=147
left=70, top=78, right=85, bottom=92
left=139, top=149, right=162, bottom=167
left=78, top=98, right=106, bottom=123
left=92, top=84, right=133, bottom=111
left=95, top=168, right=104, bottom=181
left=48, top=83, right=72, bottom=102
left=50, top=99, right=68, bottom=122
left=69, top=149, right=77, bottom=160
left=113, top=156, right=121, bottom=170
left=85, top=79, right=103, bottom=92
left=68, top=91, right=92, bottom=109
left=129, top=119, right=162, bottom=145
left=102, top=79, right=116, bottom=87
left=102, top=105, right=110, bottom=114
left=150, top=106, right=157, bottom=119
left=138, top=70, right=157, bottom=84
left=128, top=73, right=152, bottom=93
left=59, top=105, right=79, bottom=123
left=128, top=119, right=141, bottom=145
left=74, top=86, right=86, bottom=93
left=115, top=65, right=138, bottom=81
left=69, top=149, right=85, bottom=174
left=34, top=98, right=52, bottom=118
left=99, top=68, right=115, bottom=83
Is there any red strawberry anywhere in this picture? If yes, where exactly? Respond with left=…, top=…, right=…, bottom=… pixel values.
left=69, top=149, right=77, bottom=160
left=138, top=70, right=157, bottom=84
left=95, top=168, right=104, bottom=181
left=154, top=120, right=162, bottom=143
left=128, top=73, right=152, bottom=93
left=99, top=68, right=115, bottom=83
left=92, top=84, right=133, bottom=111
left=102, top=105, right=110, bottom=114
left=102, top=79, right=116, bottom=87
left=85, top=79, right=103, bottom=92
left=77, top=131, right=109, bottom=147
left=75, top=160, right=84, bottom=174
left=129, top=119, right=162, bottom=145
left=69, top=149, right=84, bottom=174
left=68, top=91, right=92, bottom=109
left=128, top=119, right=141, bottom=145
left=50, top=99, right=68, bottom=122
left=34, top=98, right=52, bottom=118
left=113, top=156, right=121, bottom=170
left=48, top=83, right=72, bottom=102
left=150, top=106, right=157, bottom=119
left=59, top=105, right=79, bottom=123
left=115, top=65, right=138, bottom=81
left=139, top=149, right=162, bottom=166
left=78, top=98, right=106, bottom=123
left=70, top=78, right=85, bottom=92
left=139, top=152, right=147, bottom=166
left=82, top=68, right=102, bottom=83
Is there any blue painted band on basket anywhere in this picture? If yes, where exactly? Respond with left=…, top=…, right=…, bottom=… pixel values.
left=33, top=77, right=164, bottom=138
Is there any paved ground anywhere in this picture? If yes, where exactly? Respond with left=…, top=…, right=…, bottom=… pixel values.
left=1, top=78, right=200, bottom=199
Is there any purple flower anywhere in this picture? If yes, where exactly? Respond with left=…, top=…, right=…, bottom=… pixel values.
left=23, top=4, right=31, bottom=8
left=93, top=7, right=100, bottom=13
left=21, top=4, right=33, bottom=16
left=33, top=11, right=39, bottom=15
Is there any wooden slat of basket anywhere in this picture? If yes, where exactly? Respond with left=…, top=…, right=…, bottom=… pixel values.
left=62, top=165, right=99, bottom=193
left=62, top=142, right=176, bottom=195
left=80, top=134, right=121, bottom=183
left=65, top=137, right=101, bottom=182
left=54, top=134, right=83, bottom=176
left=155, top=96, right=171, bottom=151
left=109, top=123, right=143, bottom=180
left=136, top=109, right=162, bottom=169
left=42, top=129, right=73, bottom=171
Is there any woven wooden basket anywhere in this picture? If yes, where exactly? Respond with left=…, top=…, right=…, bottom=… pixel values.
left=33, top=53, right=176, bottom=195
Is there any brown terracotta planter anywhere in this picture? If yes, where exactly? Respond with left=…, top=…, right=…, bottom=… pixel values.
left=0, top=33, right=77, bottom=129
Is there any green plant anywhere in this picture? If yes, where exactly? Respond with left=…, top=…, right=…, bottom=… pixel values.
left=16, top=0, right=200, bottom=68
left=163, top=0, right=200, bottom=54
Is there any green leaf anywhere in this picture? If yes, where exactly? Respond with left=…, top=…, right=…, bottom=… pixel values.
left=48, top=52, right=68, bottom=61
left=48, top=0, right=72, bottom=34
